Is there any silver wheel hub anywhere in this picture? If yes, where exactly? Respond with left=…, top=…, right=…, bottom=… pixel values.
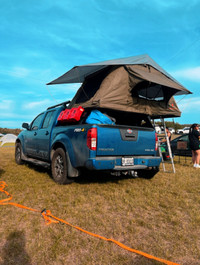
left=55, top=155, right=64, bottom=178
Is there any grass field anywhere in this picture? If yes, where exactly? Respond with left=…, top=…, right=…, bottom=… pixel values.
left=0, top=142, right=15, bottom=147
left=0, top=147, right=199, bottom=265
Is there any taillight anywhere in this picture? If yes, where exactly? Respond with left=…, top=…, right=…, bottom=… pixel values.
left=87, top=128, right=97, bottom=150
left=155, top=132, right=158, bottom=151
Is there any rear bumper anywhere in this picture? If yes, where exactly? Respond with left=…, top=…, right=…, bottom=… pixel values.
left=85, top=156, right=162, bottom=171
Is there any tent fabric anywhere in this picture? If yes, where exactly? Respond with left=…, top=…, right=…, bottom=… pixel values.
left=47, top=54, right=192, bottom=118
left=0, top=134, right=17, bottom=146
left=126, top=65, right=187, bottom=94
left=69, top=66, right=182, bottom=118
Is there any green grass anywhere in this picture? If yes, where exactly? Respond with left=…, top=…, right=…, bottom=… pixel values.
left=0, top=147, right=199, bottom=265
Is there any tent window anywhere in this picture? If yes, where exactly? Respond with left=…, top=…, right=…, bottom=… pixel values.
left=132, top=81, right=164, bottom=101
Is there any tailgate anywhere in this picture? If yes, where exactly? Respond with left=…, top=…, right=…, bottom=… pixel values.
left=96, top=125, right=156, bottom=156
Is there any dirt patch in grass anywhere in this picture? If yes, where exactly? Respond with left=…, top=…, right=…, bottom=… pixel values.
left=0, top=147, right=199, bottom=265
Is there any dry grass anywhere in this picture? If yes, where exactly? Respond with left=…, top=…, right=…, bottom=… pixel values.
left=0, top=143, right=15, bottom=147
left=0, top=147, right=199, bottom=265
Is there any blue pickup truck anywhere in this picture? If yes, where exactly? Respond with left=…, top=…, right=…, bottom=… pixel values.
left=15, top=101, right=161, bottom=184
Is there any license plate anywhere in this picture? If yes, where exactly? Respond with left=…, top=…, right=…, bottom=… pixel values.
left=122, top=157, right=134, bottom=166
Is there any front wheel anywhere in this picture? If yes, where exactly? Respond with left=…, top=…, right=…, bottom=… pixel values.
left=15, top=142, right=24, bottom=165
left=51, top=148, right=73, bottom=184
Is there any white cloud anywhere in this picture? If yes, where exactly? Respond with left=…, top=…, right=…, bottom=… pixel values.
left=1, top=113, right=20, bottom=119
left=172, top=67, right=200, bottom=82
left=10, top=67, right=31, bottom=78
left=177, top=96, right=200, bottom=113
left=23, top=99, right=52, bottom=110
left=48, top=83, right=80, bottom=96
left=0, top=67, right=31, bottom=79
left=20, top=91, right=36, bottom=95
left=0, top=100, right=13, bottom=110
left=0, top=120, right=22, bottom=129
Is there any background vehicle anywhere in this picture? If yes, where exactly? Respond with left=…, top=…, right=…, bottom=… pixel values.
left=176, top=127, right=190, bottom=134
left=168, top=127, right=175, bottom=134
left=155, top=125, right=161, bottom=134
left=15, top=102, right=161, bottom=184
left=161, top=134, right=191, bottom=160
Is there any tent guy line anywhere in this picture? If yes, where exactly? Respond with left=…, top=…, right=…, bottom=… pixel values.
left=163, top=37, right=200, bottom=67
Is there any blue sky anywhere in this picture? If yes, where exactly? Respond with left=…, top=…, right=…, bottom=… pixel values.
left=1, top=0, right=200, bottom=128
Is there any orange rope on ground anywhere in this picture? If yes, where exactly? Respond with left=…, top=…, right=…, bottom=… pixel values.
left=0, top=181, right=181, bottom=265
left=0, top=181, right=38, bottom=212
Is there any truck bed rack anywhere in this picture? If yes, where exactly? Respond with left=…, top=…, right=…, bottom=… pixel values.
left=47, top=100, right=71, bottom=110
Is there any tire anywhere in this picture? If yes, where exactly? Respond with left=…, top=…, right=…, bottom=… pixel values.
left=15, top=142, right=24, bottom=165
left=137, top=167, right=159, bottom=179
left=51, top=148, right=73, bottom=184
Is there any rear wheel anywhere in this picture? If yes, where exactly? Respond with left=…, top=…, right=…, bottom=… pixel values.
left=15, top=142, right=24, bottom=165
left=51, top=148, right=73, bottom=184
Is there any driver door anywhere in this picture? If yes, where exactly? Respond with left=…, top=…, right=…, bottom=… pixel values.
left=23, top=113, right=44, bottom=157
left=33, top=110, right=56, bottom=160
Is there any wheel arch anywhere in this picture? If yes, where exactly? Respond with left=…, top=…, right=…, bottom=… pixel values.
left=15, top=138, right=22, bottom=148
left=15, top=138, right=21, bottom=144
left=51, top=142, right=66, bottom=161
left=15, top=138, right=27, bottom=160
left=50, top=141, right=79, bottom=178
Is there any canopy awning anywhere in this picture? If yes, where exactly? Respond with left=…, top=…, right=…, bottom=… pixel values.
left=47, top=54, right=191, bottom=96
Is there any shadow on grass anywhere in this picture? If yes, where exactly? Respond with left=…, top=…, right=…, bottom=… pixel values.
left=0, top=168, right=5, bottom=177
left=74, top=170, right=139, bottom=184
left=25, top=161, right=51, bottom=174
left=1, top=230, right=32, bottom=265
left=24, top=161, right=137, bottom=184
left=22, top=161, right=149, bottom=185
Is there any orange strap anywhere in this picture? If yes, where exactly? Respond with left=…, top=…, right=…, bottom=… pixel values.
left=0, top=181, right=181, bottom=265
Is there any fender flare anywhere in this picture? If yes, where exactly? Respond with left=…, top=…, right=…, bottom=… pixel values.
left=50, top=134, right=79, bottom=177
left=15, top=138, right=27, bottom=160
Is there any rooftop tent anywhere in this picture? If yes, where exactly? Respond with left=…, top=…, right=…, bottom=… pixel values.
left=47, top=54, right=192, bottom=118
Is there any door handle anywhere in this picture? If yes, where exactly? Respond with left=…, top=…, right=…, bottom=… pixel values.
left=45, top=131, right=49, bottom=135
left=34, top=132, right=37, bottom=136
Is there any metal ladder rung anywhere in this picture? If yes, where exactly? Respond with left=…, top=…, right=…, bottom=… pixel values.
left=157, top=119, right=175, bottom=173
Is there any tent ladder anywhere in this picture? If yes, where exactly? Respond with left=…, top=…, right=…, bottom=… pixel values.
left=157, top=137, right=166, bottom=172
left=158, top=118, right=175, bottom=173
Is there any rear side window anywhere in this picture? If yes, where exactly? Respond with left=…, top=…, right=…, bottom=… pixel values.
left=42, top=111, right=55, bottom=128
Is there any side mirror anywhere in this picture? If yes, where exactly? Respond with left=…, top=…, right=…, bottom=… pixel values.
left=22, top=123, right=30, bottom=130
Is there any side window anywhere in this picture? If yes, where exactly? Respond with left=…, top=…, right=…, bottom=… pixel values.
left=42, top=111, right=55, bottom=129
left=30, top=113, right=44, bottom=130
left=174, top=135, right=188, bottom=143
left=176, top=135, right=188, bottom=142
